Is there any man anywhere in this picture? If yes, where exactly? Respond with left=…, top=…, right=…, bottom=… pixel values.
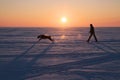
left=87, top=24, right=98, bottom=42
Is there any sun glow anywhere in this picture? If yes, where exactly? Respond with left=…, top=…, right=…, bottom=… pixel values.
left=61, top=35, right=66, bottom=39
left=61, top=17, right=67, bottom=23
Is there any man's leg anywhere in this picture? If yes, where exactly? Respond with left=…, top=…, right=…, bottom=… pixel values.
left=94, top=34, right=98, bottom=42
left=87, top=34, right=92, bottom=42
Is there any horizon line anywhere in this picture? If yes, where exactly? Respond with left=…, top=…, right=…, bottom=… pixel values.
left=0, top=26, right=120, bottom=28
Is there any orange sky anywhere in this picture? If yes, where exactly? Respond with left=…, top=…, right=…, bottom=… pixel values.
left=0, top=0, right=120, bottom=27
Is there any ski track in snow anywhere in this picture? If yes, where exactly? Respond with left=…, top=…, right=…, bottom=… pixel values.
left=0, top=27, right=120, bottom=80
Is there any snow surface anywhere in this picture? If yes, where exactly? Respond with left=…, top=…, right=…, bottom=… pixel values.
left=0, top=27, right=120, bottom=80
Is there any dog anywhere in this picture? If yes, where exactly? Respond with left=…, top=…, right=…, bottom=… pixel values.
left=37, top=34, right=54, bottom=42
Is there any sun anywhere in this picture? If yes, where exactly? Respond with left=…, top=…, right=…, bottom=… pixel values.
left=61, top=17, right=67, bottom=23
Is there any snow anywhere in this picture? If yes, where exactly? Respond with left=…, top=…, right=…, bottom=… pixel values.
left=0, top=27, right=120, bottom=80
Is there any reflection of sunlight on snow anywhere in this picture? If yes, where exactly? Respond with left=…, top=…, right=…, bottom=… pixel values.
left=77, top=34, right=82, bottom=39
left=61, top=35, right=66, bottom=39
left=54, top=35, right=66, bottom=43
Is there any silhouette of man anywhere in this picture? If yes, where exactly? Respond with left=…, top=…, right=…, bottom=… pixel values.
left=87, top=24, right=98, bottom=42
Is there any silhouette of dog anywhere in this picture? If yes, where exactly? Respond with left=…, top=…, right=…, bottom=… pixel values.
left=37, top=34, right=54, bottom=42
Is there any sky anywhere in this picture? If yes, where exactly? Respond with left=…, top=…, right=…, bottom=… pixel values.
left=0, top=0, right=120, bottom=27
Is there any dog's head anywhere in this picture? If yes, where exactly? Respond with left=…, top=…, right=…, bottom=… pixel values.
left=37, top=35, right=41, bottom=39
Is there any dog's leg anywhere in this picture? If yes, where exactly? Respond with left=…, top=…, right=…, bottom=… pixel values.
left=49, top=37, right=54, bottom=42
left=39, top=38, right=42, bottom=41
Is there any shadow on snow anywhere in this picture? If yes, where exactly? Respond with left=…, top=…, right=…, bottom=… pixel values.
left=0, top=41, right=54, bottom=80
left=0, top=41, right=120, bottom=80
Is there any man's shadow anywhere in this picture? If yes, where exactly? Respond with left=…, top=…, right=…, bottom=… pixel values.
left=91, top=42, right=119, bottom=54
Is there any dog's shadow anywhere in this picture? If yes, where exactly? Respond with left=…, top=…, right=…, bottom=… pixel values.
left=28, top=42, right=55, bottom=66
left=10, top=41, right=39, bottom=63
left=0, top=41, right=54, bottom=80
